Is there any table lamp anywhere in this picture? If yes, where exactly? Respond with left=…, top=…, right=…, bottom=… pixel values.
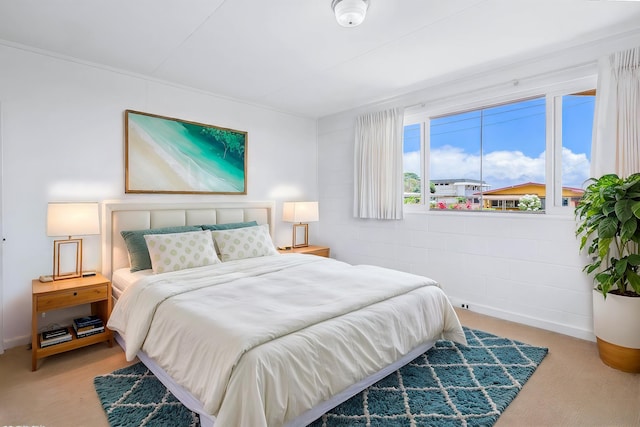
left=282, top=201, right=319, bottom=248
left=47, top=202, right=100, bottom=280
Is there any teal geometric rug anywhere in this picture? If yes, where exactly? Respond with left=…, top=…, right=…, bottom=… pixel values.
left=94, top=327, right=548, bottom=427
left=94, top=362, right=200, bottom=427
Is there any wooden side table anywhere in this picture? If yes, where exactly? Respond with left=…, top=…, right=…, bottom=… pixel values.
left=31, top=273, right=113, bottom=371
left=278, top=245, right=330, bottom=258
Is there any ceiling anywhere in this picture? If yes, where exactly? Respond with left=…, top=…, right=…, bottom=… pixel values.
left=1, top=0, right=640, bottom=118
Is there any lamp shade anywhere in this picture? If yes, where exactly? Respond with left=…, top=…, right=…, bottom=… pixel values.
left=331, top=0, right=369, bottom=27
left=47, top=202, right=100, bottom=237
left=282, top=202, right=319, bottom=223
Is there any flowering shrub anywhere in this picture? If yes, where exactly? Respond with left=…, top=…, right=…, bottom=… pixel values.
left=432, top=200, right=474, bottom=210
left=448, top=200, right=473, bottom=210
left=519, top=194, right=542, bottom=211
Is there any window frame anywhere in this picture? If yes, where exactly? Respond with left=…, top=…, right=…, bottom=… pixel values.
left=403, top=74, right=597, bottom=216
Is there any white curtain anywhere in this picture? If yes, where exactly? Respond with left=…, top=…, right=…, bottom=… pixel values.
left=591, top=46, right=640, bottom=178
left=353, top=107, right=405, bottom=219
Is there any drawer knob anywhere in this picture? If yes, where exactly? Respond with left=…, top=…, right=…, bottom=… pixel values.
left=73, top=292, right=78, bottom=296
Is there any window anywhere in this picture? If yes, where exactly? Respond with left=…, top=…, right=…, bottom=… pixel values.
left=561, top=91, right=595, bottom=208
left=403, top=123, right=422, bottom=204
left=403, top=90, right=595, bottom=213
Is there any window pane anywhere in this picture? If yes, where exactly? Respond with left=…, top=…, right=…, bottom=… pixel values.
left=562, top=93, right=594, bottom=207
left=481, top=98, right=546, bottom=211
left=429, top=97, right=546, bottom=211
left=429, top=111, right=481, bottom=209
left=403, top=123, right=422, bottom=204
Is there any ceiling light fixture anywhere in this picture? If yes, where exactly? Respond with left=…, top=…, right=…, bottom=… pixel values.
left=331, top=0, right=369, bottom=27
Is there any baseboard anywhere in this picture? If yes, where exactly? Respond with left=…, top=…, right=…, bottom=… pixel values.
left=5, top=300, right=594, bottom=350
left=449, top=297, right=595, bottom=342
left=4, top=334, right=31, bottom=351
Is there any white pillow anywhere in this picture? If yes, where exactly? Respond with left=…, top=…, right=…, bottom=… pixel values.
left=144, top=230, right=220, bottom=274
left=211, top=224, right=278, bottom=262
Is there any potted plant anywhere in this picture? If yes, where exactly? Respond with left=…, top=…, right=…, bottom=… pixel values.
left=575, top=173, right=640, bottom=372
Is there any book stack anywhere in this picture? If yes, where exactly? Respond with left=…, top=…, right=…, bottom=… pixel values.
left=40, top=327, right=72, bottom=348
left=73, top=315, right=105, bottom=338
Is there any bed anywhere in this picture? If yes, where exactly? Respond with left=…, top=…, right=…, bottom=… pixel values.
left=102, top=201, right=466, bottom=427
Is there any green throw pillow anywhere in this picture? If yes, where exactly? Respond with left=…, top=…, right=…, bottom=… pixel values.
left=121, top=225, right=202, bottom=272
left=199, top=221, right=258, bottom=231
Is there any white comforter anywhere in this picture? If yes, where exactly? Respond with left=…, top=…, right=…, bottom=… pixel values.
left=108, top=254, right=466, bottom=427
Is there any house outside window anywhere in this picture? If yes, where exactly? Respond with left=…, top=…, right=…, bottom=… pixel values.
left=403, top=89, right=595, bottom=213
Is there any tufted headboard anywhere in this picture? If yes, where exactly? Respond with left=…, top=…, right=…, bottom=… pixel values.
left=101, top=200, right=275, bottom=279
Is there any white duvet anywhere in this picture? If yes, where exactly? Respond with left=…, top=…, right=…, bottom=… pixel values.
left=108, top=254, right=466, bottom=427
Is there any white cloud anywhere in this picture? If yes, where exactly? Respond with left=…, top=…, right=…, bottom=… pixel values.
left=428, top=146, right=480, bottom=179
left=483, top=150, right=545, bottom=187
left=561, top=147, right=590, bottom=188
left=420, top=145, right=590, bottom=189
left=403, top=150, right=421, bottom=175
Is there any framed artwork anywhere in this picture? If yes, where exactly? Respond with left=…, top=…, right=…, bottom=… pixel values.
left=125, top=110, right=247, bottom=194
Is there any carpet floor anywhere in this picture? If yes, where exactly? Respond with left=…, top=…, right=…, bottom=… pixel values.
left=94, top=327, right=548, bottom=427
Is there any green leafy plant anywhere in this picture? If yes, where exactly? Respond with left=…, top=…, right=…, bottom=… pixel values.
left=575, top=173, right=640, bottom=297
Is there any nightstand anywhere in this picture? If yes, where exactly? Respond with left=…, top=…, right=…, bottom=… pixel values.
left=31, top=273, right=113, bottom=371
left=278, top=245, right=330, bottom=258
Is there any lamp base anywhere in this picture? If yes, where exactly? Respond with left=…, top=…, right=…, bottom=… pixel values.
left=292, top=223, right=309, bottom=248
left=53, top=237, right=83, bottom=280
left=53, top=273, right=82, bottom=281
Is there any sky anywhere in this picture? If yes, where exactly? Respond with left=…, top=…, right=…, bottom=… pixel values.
left=403, top=95, right=595, bottom=190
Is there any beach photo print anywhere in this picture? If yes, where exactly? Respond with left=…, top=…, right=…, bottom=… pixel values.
left=125, top=110, right=247, bottom=194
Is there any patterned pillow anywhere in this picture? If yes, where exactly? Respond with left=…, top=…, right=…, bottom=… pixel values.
left=121, top=225, right=203, bottom=272
left=211, top=224, right=278, bottom=262
left=144, top=230, right=220, bottom=274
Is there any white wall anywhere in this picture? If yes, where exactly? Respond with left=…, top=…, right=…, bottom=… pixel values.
left=319, top=109, right=593, bottom=340
left=0, top=101, right=4, bottom=353
left=0, top=45, right=318, bottom=348
left=317, top=31, right=640, bottom=341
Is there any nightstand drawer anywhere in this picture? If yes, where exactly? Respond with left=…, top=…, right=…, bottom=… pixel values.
left=278, top=245, right=331, bottom=258
left=304, top=247, right=330, bottom=257
left=37, top=286, right=108, bottom=311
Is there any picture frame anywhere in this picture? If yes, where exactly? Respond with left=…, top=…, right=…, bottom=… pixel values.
left=124, top=110, right=247, bottom=194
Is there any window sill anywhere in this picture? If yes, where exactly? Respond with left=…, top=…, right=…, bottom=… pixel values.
left=403, top=207, right=575, bottom=219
